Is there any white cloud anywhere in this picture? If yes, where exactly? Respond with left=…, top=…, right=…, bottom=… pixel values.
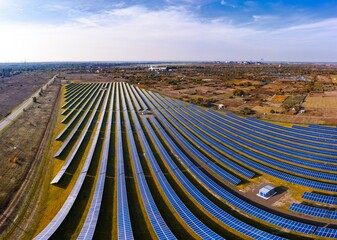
left=0, top=5, right=336, bottom=62
left=220, top=0, right=236, bottom=8
left=252, top=15, right=276, bottom=23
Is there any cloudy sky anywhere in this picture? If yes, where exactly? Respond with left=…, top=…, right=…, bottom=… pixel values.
left=0, top=0, right=337, bottom=62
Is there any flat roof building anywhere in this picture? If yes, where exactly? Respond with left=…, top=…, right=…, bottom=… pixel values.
left=258, top=185, right=277, bottom=199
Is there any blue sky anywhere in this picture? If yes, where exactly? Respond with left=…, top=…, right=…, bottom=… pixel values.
left=0, top=0, right=337, bottom=62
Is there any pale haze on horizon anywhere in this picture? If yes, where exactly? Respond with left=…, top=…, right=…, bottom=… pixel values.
left=0, top=0, right=337, bottom=62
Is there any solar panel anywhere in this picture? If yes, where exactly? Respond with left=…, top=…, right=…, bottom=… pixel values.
left=205, top=109, right=337, bottom=162
left=116, top=83, right=134, bottom=240
left=34, top=83, right=110, bottom=240
left=315, top=227, right=337, bottom=238
left=302, top=192, right=337, bottom=205
left=61, top=83, right=100, bottom=121
left=78, top=83, right=114, bottom=240
left=144, top=116, right=284, bottom=240
left=121, top=83, right=176, bottom=239
left=142, top=89, right=316, bottom=235
left=155, top=99, right=337, bottom=191
left=289, top=203, right=330, bottom=218
left=51, top=85, right=106, bottom=184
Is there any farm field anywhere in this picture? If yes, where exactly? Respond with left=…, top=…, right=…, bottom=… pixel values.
left=0, top=78, right=61, bottom=235
left=0, top=71, right=57, bottom=120
left=303, top=96, right=337, bottom=108
left=3, top=81, right=337, bottom=240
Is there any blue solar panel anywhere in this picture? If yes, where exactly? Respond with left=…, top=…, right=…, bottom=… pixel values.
left=144, top=116, right=284, bottom=240
left=141, top=89, right=316, bottom=235
left=122, top=83, right=176, bottom=240
left=78, top=83, right=114, bottom=240
left=55, top=84, right=104, bottom=153
left=116, top=83, right=134, bottom=240
left=34, top=84, right=110, bottom=240
left=163, top=98, right=337, bottom=179
left=205, top=109, right=337, bottom=162
left=131, top=84, right=148, bottom=110
left=315, top=227, right=337, bottom=238
left=126, top=86, right=223, bottom=239
left=62, top=83, right=92, bottom=110
left=62, top=83, right=89, bottom=106
left=51, top=85, right=107, bottom=184
left=152, top=94, right=254, bottom=179
left=289, top=203, right=331, bottom=218
left=61, top=84, right=101, bottom=123
left=302, top=192, right=337, bottom=205
left=153, top=94, right=337, bottom=192
left=178, top=107, right=337, bottom=182
left=246, top=116, right=337, bottom=143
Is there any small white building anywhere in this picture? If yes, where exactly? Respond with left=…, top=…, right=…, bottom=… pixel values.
left=257, top=185, right=277, bottom=199
left=218, top=104, right=225, bottom=110
left=140, top=110, right=151, bottom=115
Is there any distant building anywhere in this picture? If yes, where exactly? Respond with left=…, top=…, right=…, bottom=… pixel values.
left=140, top=110, right=151, bottom=115
left=297, top=76, right=310, bottom=82
left=257, top=185, right=277, bottom=199
left=149, top=66, right=168, bottom=72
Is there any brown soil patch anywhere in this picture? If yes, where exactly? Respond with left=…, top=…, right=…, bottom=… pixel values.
left=0, top=80, right=60, bottom=214
left=0, top=71, right=56, bottom=120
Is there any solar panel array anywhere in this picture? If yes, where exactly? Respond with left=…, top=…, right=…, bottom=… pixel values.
left=315, top=227, right=337, bottom=238
left=34, top=83, right=110, bottom=240
left=152, top=94, right=337, bottom=192
left=78, top=83, right=115, bottom=240
left=121, top=83, right=175, bottom=239
left=302, top=192, right=337, bottom=205
left=141, top=88, right=317, bottom=235
left=35, top=82, right=337, bottom=239
left=115, top=83, right=134, bottom=240
left=289, top=203, right=331, bottom=218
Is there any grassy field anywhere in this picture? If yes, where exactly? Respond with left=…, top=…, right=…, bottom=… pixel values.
left=282, top=95, right=306, bottom=106
left=270, top=95, right=288, bottom=103
left=331, top=75, right=337, bottom=84
left=303, top=96, right=337, bottom=108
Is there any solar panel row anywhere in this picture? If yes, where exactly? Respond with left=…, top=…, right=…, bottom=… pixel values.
left=140, top=88, right=316, bottom=234
left=78, top=83, right=114, bottom=240
left=178, top=107, right=337, bottom=182
left=122, top=83, right=175, bottom=239
left=302, top=192, right=337, bottom=205
left=34, top=83, right=110, bottom=240
left=61, top=83, right=100, bottom=121
left=204, top=108, right=337, bottom=162
left=62, top=83, right=92, bottom=110
left=62, top=83, right=89, bottom=107
left=144, top=116, right=284, bottom=240
left=315, top=227, right=337, bottom=238
left=164, top=97, right=337, bottom=178
left=130, top=84, right=148, bottom=110
left=293, top=124, right=337, bottom=136
left=56, top=84, right=99, bottom=137
left=289, top=203, right=337, bottom=220
left=152, top=94, right=254, bottom=179
left=56, top=83, right=102, bottom=141
left=160, top=102, right=337, bottom=191
left=246, top=115, right=337, bottom=143
left=116, top=83, right=134, bottom=240
left=289, top=203, right=331, bottom=218
left=51, top=84, right=107, bottom=184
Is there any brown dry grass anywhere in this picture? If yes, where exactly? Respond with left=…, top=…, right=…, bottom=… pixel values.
left=0, top=82, right=60, bottom=213
left=270, top=95, right=288, bottom=103
left=331, top=75, right=337, bottom=84
left=303, top=96, right=337, bottom=108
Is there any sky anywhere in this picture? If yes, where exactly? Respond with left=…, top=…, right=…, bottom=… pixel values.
left=0, top=0, right=337, bottom=62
